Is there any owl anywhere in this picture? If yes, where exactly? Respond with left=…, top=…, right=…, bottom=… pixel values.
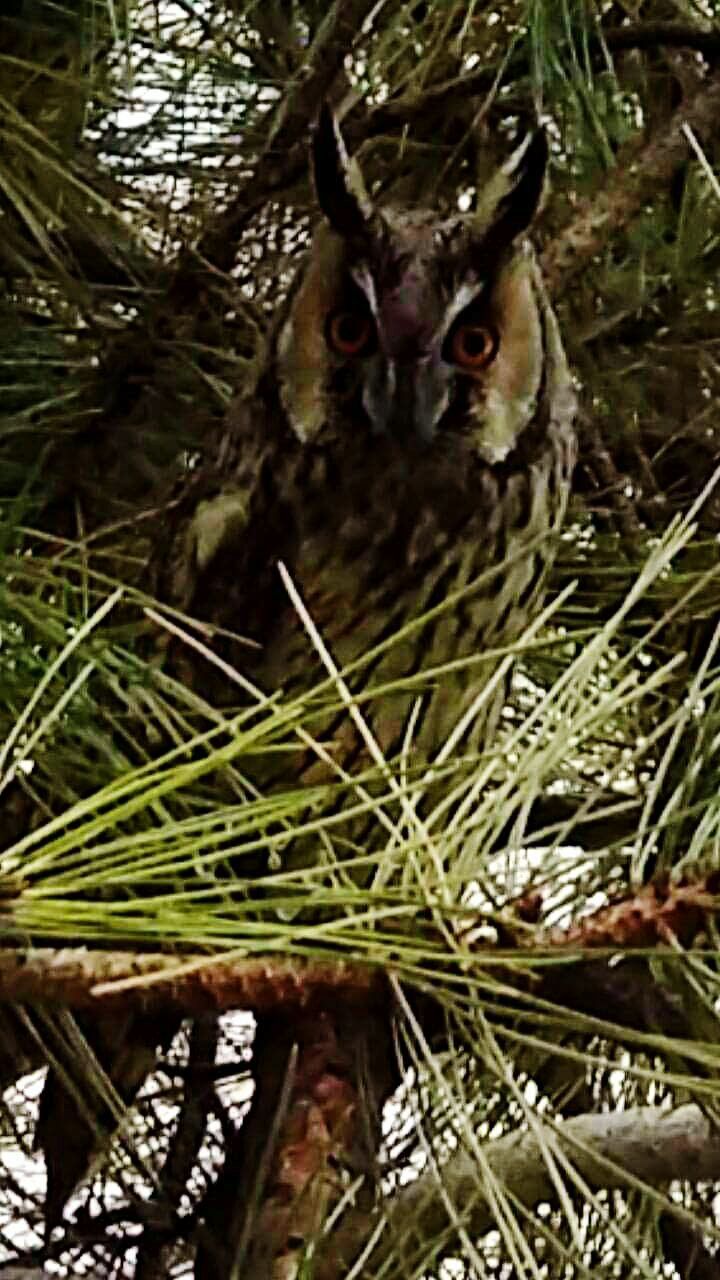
left=161, top=104, right=577, bottom=809
left=35, top=108, right=577, bottom=1232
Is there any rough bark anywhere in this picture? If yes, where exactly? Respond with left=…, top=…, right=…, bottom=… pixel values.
left=194, top=1003, right=397, bottom=1280
left=0, top=950, right=384, bottom=1014
left=542, top=70, right=720, bottom=294
left=0, top=875, right=714, bottom=1012
left=326, top=1103, right=720, bottom=1274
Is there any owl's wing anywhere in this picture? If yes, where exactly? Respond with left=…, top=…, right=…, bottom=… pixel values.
left=151, top=394, right=264, bottom=616
left=167, top=488, right=250, bottom=612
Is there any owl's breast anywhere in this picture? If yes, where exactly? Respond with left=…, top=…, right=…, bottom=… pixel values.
left=269, top=440, right=473, bottom=634
left=255, top=434, right=564, bottom=759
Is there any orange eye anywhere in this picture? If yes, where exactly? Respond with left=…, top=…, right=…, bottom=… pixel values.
left=449, top=324, right=498, bottom=370
left=327, top=309, right=374, bottom=357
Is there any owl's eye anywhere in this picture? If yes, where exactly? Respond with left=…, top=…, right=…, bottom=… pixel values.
left=326, top=309, right=375, bottom=357
left=447, top=323, right=498, bottom=371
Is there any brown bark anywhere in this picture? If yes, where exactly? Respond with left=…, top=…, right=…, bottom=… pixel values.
left=0, top=949, right=383, bottom=1015
left=194, top=1002, right=397, bottom=1280
left=542, top=70, right=720, bottom=295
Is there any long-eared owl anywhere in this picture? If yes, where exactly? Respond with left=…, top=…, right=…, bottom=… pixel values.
left=34, top=108, right=578, bottom=1237
left=161, top=105, right=577, bottom=825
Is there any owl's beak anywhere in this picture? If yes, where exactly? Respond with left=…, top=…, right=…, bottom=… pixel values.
left=363, top=355, right=452, bottom=445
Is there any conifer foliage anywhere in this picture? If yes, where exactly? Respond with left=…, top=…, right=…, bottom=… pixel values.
left=2, top=2, right=720, bottom=1277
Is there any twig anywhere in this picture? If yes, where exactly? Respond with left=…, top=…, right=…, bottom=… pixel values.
left=135, top=1016, right=220, bottom=1279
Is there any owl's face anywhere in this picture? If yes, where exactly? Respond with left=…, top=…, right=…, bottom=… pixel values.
left=276, top=106, right=565, bottom=467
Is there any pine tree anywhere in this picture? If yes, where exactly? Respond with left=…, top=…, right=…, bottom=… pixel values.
left=2, top=2, right=720, bottom=1276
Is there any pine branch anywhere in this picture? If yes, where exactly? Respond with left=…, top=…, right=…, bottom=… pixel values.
left=192, top=0, right=380, bottom=275
left=347, top=1103, right=720, bottom=1275
left=366, top=21, right=720, bottom=138
left=542, top=70, right=720, bottom=295
left=0, top=950, right=385, bottom=1014
left=0, top=875, right=716, bottom=1014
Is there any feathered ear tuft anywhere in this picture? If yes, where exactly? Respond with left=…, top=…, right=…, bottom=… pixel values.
left=474, top=128, right=549, bottom=256
left=312, top=103, right=375, bottom=238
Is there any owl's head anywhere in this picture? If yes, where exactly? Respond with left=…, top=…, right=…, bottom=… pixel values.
left=276, top=105, right=569, bottom=464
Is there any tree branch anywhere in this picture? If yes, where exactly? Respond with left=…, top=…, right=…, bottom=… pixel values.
left=604, top=22, right=720, bottom=59
left=0, top=873, right=716, bottom=1014
left=135, top=1015, right=219, bottom=1279
left=194, top=1006, right=397, bottom=1279
left=359, top=1104, right=720, bottom=1270
left=366, top=22, right=720, bottom=139
left=192, top=0, right=379, bottom=275
left=660, top=1211, right=720, bottom=1280
left=542, top=70, right=720, bottom=295
left=0, top=949, right=385, bottom=1015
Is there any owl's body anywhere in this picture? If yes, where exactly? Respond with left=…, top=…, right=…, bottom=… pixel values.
left=36, top=109, right=576, bottom=1236
left=162, top=106, right=576, bottom=807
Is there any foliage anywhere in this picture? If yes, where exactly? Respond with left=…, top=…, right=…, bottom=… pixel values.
left=2, top=1, right=720, bottom=1277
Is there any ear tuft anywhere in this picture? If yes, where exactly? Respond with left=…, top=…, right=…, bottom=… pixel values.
left=475, top=128, right=549, bottom=256
left=499, top=129, right=548, bottom=230
left=312, top=103, right=374, bottom=238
